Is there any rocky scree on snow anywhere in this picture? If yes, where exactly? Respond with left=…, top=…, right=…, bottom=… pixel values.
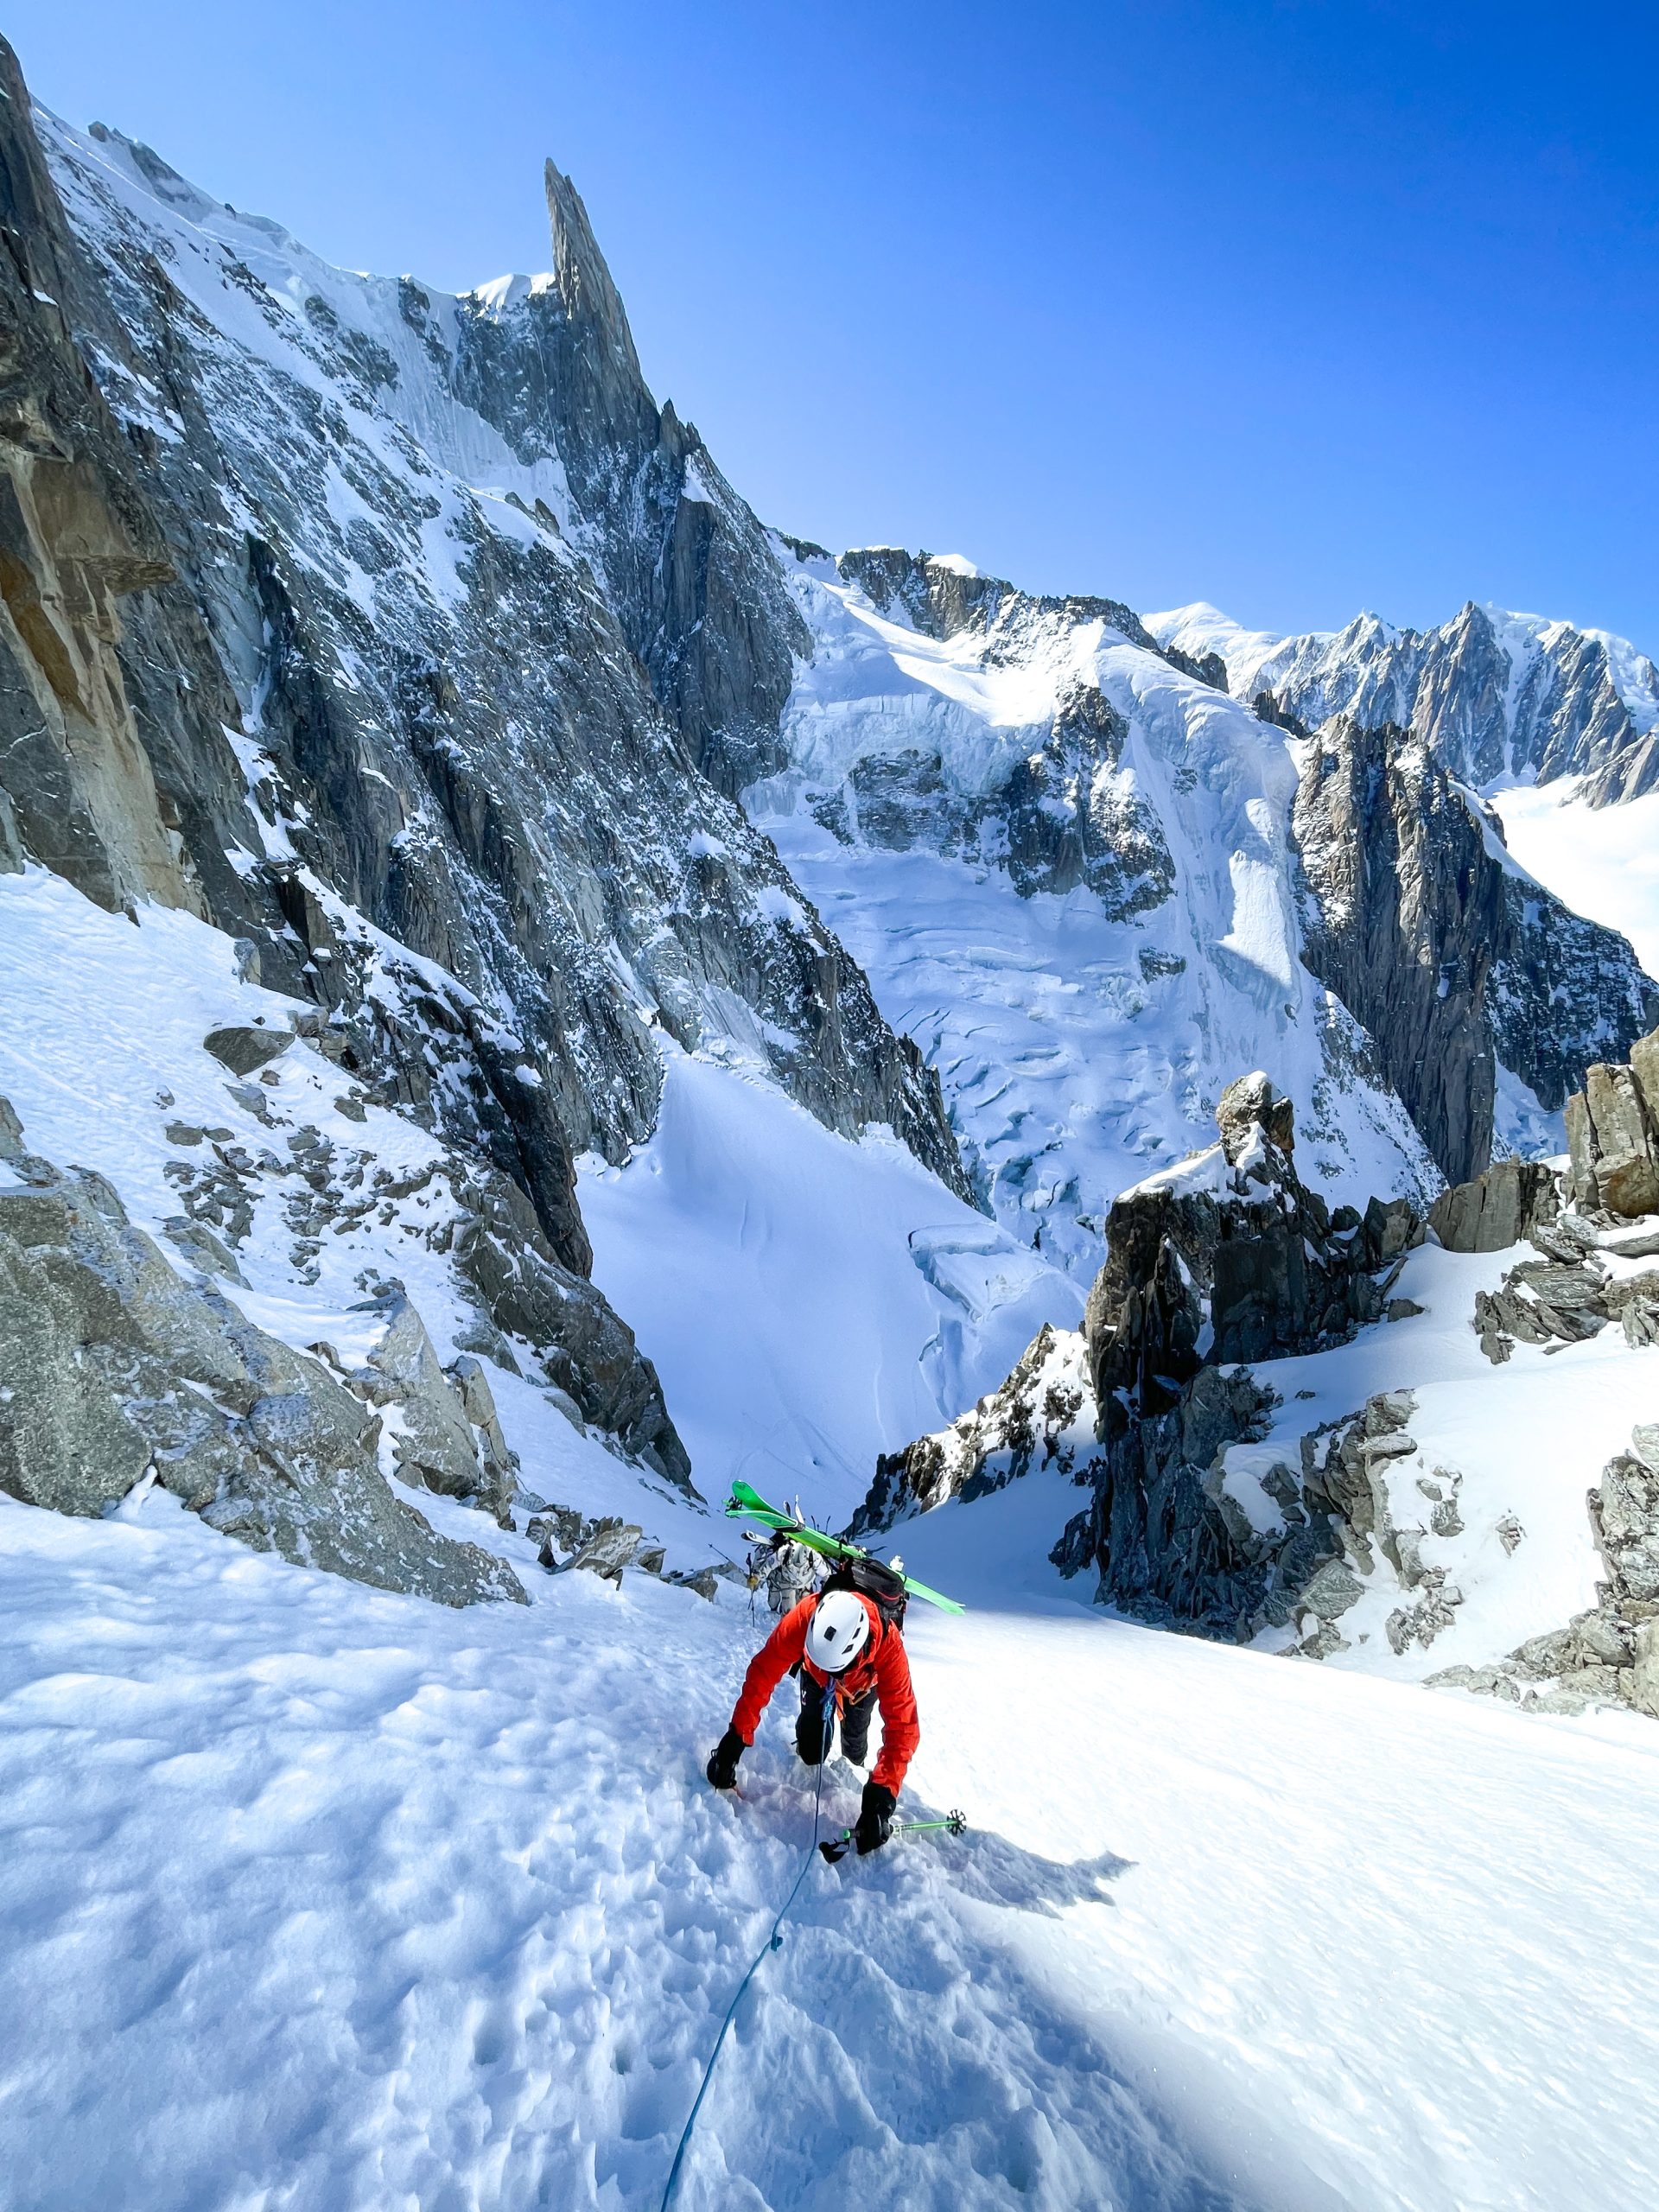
left=1467, top=1023, right=1659, bottom=1360
left=1429, top=1421, right=1659, bottom=1721
left=0, top=1096, right=524, bottom=1605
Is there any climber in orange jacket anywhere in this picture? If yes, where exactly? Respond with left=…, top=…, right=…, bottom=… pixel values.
left=705, top=1578, right=919, bottom=1853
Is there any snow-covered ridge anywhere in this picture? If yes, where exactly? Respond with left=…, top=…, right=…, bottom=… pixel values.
left=1149, top=595, right=1659, bottom=802
left=54, top=116, right=581, bottom=545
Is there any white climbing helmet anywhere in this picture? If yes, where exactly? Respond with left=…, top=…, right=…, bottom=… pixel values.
left=805, top=1587, right=871, bottom=1674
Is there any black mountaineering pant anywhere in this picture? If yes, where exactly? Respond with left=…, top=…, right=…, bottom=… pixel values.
left=796, top=1672, right=876, bottom=1766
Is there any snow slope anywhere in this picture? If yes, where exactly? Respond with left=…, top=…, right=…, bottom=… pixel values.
left=1216, top=1238, right=1658, bottom=1679
left=0, top=866, right=721, bottom=1561
left=4, top=1450, right=1657, bottom=2210
left=1495, top=779, right=1659, bottom=982
left=579, top=1046, right=1079, bottom=1524
left=753, top=553, right=1439, bottom=1281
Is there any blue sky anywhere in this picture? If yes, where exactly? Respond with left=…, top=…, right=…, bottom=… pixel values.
left=12, top=2, right=1658, bottom=644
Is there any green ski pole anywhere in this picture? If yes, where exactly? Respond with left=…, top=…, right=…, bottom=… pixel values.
left=820, top=1810, right=968, bottom=1864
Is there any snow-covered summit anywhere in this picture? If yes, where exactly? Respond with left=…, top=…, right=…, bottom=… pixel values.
left=1151, top=595, right=1659, bottom=804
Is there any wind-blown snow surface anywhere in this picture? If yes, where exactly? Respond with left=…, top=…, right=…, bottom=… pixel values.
left=5, top=1463, right=1658, bottom=2211
left=752, top=556, right=1436, bottom=1280
left=579, top=1048, right=1079, bottom=1522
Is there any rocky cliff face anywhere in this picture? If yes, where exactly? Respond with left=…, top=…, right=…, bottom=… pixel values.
left=449, top=162, right=810, bottom=798
left=1562, top=1024, right=1659, bottom=1221
left=0, top=34, right=981, bottom=1601
left=0, top=38, right=234, bottom=916
left=10, top=64, right=968, bottom=1260
left=1292, top=719, right=1656, bottom=1183
left=855, top=1077, right=1423, bottom=1636
left=1056, top=1077, right=1421, bottom=1631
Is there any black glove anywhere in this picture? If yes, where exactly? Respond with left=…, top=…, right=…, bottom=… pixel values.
left=706, top=1727, right=745, bottom=1790
left=855, top=1780, right=895, bottom=1854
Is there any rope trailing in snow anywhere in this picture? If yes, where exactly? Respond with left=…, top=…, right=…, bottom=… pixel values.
left=659, top=1711, right=831, bottom=2210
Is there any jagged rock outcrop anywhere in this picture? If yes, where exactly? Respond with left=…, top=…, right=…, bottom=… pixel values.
left=1564, top=1026, right=1659, bottom=1219
left=0, top=36, right=232, bottom=919
left=850, top=1323, right=1102, bottom=1536
left=1430, top=1423, right=1659, bottom=1719
left=1293, top=719, right=1656, bottom=1182
left=1050, top=1362, right=1285, bottom=1636
left=1082, top=1075, right=1415, bottom=1414
left=452, top=161, right=811, bottom=798
left=140, top=1007, right=693, bottom=1491
left=0, top=43, right=971, bottom=1296
left=0, top=1107, right=524, bottom=1605
left=339, top=1290, right=516, bottom=1522
left=855, top=1077, right=1427, bottom=1638
left=1428, top=1160, right=1560, bottom=1253
left=1047, top=1079, right=1421, bottom=1632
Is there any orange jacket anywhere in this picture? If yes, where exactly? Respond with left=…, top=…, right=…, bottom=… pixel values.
left=728, top=1591, right=920, bottom=1796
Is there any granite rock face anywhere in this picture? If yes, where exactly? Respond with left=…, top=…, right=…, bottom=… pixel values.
left=1054, top=1082, right=1420, bottom=1632
left=0, top=42, right=970, bottom=1294
left=1082, top=1078, right=1414, bottom=1412
left=1428, top=1160, right=1560, bottom=1255
left=1564, top=1027, right=1659, bottom=1219
left=0, top=1116, right=525, bottom=1606
left=855, top=1078, right=1426, bottom=1639
left=453, top=160, right=812, bottom=798
left=1293, top=719, right=1656, bottom=1183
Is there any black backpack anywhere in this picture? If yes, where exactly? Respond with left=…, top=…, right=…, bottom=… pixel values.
left=822, top=1555, right=907, bottom=1637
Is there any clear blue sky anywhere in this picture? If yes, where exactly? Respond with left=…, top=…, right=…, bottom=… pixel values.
left=12, top=2, right=1658, bottom=645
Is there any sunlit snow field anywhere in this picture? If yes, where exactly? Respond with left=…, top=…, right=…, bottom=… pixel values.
left=4, top=1458, right=1658, bottom=2212
left=1496, top=780, right=1659, bottom=979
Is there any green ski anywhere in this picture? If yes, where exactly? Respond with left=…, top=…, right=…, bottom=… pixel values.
left=726, top=1479, right=965, bottom=1614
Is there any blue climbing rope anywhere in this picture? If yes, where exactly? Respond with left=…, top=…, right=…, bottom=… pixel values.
left=660, top=1708, right=832, bottom=2209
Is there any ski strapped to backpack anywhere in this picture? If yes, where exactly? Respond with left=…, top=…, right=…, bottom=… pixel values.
left=725, top=1479, right=965, bottom=1615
